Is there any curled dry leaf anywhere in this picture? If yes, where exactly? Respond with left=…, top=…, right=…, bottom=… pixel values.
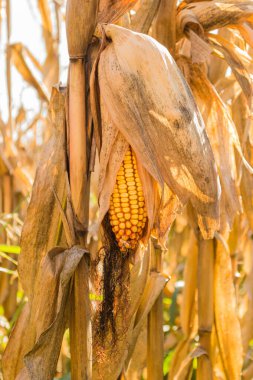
left=97, top=24, right=220, bottom=239
left=177, top=0, right=253, bottom=38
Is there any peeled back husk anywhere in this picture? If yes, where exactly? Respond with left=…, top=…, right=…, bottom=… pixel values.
left=98, top=24, right=220, bottom=239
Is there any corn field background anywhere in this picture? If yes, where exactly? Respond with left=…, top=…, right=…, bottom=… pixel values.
left=0, top=0, right=253, bottom=379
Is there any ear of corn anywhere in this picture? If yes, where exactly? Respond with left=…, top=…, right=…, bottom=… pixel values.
left=109, top=146, right=147, bottom=252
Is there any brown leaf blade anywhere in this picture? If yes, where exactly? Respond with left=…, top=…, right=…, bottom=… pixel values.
left=18, top=86, right=67, bottom=298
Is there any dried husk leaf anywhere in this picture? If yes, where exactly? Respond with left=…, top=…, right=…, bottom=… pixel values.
left=98, top=24, right=220, bottom=239
left=98, top=0, right=138, bottom=23
left=18, top=86, right=67, bottom=298
left=214, top=236, right=243, bottom=380
left=3, top=246, right=86, bottom=380
left=178, top=58, right=242, bottom=229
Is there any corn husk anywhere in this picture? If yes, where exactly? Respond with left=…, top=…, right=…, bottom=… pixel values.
left=97, top=24, right=220, bottom=239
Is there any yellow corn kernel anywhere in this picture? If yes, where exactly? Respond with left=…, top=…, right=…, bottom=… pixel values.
left=109, top=146, right=147, bottom=252
left=118, top=181, right=127, bottom=192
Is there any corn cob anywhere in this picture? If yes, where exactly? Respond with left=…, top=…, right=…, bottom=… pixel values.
left=109, top=146, right=147, bottom=252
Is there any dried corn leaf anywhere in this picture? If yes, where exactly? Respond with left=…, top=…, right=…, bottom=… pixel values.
left=18, top=86, right=67, bottom=297
left=98, top=0, right=138, bottom=23
left=208, top=33, right=252, bottom=103
left=169, top=338, right=192, bottom=380
left=178, top=58, right=242, bottom=228
left=214, top=237, right=243, bottom=380
left=38, top=0, right=53, bottom=56
left=177, top=0, right=253, bottom=38
left=232, top=94, right=253, bottom=230
left=4, top=246, right=86, bottom=380
left=125, top=271, right=167, bottom=375
left=126, top=320, right=147, bottom=379
left=98, top=24, right=220, bottom=239
left=38, top=0, right=59, bottom=88
left=236, top=22, right=253, bottom=48
left=174, top=347, right=210, bottom=380
left=2, top=303, right=30, bottom=380
left=240, top=239, right=253, bottom=353
left=169, top=231, right=198, bottom=379
left=10, top=43, right=49, bottom=102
